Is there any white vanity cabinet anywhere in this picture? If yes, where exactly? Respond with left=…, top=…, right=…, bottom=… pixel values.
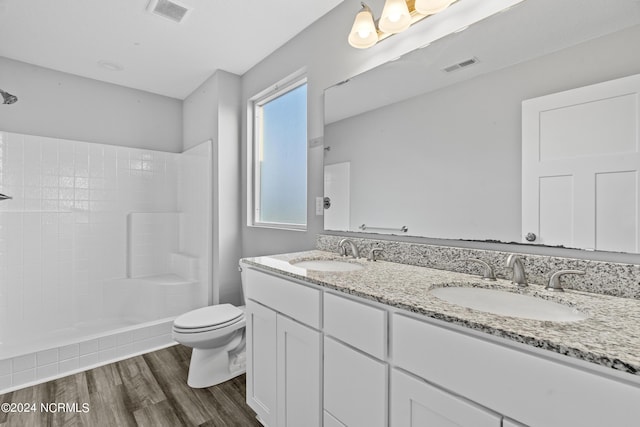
left=244, top=267, right=322, bottom=427
left=392, top=313, right=640, bottom=427
left=246, top=299, right=277, bottom=426
left=243, top=263, right=640, bottom=427
left=324, top=337, right=388, bottom=427
left=323, top=291, right=389, bottom=427
left=391, top=368, right=501, bottom=427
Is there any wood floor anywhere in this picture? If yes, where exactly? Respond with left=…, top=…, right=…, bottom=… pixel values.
left=0, top=345, right=262, bottom=427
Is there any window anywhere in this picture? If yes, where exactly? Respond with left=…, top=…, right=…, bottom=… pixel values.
left=251, top=76, right=307, bottom=229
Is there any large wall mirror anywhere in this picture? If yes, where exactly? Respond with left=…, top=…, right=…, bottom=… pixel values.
left=323, top=0, right=640, bottom=253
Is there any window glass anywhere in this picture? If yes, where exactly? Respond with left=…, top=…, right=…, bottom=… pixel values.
left=253, top=81, right=307, bottom=227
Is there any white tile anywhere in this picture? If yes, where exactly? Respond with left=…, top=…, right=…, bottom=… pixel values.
left=115, top=331, right=134, bottom=347
left=0, top=359, right=11, bottom=376
left=0, top=374, right=12, bottom=390
left=132, top=326, right=152, bottom=342
left=79, top=339, right=99, bottom=355
left=98, top=348, right=117, bottom=363
left=148, top=322, right=171, bottom=337
left=78, top=353, right=98, bottom=368
left=99, top=335, right=116, bottom=350
left=140, top=334, right=172, bottom=351
left=58, top=358, right=79, bottom=373
left=12, top=353, right=36, bottom=372
left=36, top=363, right=58, bottom=380
left=12, top=368, right=36, bottom=386
left=59, top=344, right=79, bottom=360
left=116, top=343, right=135, bottom=358
left=36, top=349, right=58, bottom=366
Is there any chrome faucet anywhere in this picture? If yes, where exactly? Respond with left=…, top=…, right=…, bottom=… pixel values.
left=505, top=254, right=527, bottom=287
left=368, top=247, right=383, bottom=261
left=464, top=259, right=496, bottom=281
left=338, top=238, right=360, bottom=259
left=546, top=269, right=585, bottom=292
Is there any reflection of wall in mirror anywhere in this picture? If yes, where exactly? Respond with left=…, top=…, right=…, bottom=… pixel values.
left=324, top=162, right=350, bottom=231
left=323, top=25, right=640, bottom=250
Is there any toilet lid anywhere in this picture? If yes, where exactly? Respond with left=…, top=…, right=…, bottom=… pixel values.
left=174, top=304, right=243, bottom=329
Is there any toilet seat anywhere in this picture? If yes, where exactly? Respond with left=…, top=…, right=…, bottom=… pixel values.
left=173, top=304, right=244, bottom=334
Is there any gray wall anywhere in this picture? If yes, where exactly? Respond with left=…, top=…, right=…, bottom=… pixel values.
left=239, top=0, right=522, bottom=257
left=0, top=57, right=182, bottom=152
left=183, top=70, right=243, bottom=305
left=241, top=1, right=640, bottom=264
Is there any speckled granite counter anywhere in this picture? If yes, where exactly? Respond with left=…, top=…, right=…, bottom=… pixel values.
left=241, top=250, right=640, bottom=377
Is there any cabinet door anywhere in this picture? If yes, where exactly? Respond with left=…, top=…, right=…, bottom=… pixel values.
left=391, top=369, right=501, bottom=427
left=276, top=314, right=322, bottom=427
left=324, top=337, right=388, bottom=427
left=246, top=300, right=277, bottom=427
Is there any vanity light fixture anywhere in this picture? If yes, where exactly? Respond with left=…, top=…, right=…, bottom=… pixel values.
left=379, top=0, right=411, bottom=34
left=348, top=0, right=458, bottom=49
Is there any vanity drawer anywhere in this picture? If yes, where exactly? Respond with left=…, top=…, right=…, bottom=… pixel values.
left=324, top=292, right=387, bottom=359
left=244, top=267, right=321, bottom=329
left=392, top=313, right=640, bottom=427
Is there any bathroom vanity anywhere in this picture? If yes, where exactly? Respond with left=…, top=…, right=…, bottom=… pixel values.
left=240, top=249, right=640, bottom=427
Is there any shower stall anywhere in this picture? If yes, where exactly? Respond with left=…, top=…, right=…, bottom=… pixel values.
left=0, top=131, right=212, bottom=393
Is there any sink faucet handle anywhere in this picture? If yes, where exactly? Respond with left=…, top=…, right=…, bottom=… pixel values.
left=338, top=238, right=360, bottom=259
left=505, top=254, right=528, bottom=287
left=368, top=247, right=383, bottom=262
left=464, top=259, right=496, bottom=281
left=546, top=269, right=586, bottom=292
left=338, top=245, right=347, bottom=257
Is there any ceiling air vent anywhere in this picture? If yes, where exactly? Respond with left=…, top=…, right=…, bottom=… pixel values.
left=147, top=0, right=191, bottom=23
left=442, top=57, right=479, bottom=73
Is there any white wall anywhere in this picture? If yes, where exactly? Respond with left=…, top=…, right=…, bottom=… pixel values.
left=183, top=70, right=243, bottom=305
left=0, top=57, right=182, bottom=152
left=240, top=0, right=524, bottom=257
left=179, top=141, right=213, bottom=305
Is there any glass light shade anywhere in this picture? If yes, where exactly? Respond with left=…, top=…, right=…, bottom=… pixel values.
left=379, top=0, right=411, bottom=34
left=415, top=0, right=456, bottom=15
left=348, top=7, right=378, bottom=49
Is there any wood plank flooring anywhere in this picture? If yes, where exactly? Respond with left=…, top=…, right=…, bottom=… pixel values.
left=0, top=345, right=262, bottom=427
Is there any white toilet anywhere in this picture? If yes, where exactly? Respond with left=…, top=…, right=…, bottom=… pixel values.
left=172, top=303, right=246, bottom=388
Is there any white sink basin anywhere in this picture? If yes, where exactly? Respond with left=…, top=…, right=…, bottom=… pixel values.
left=291, top=259, right=364, bottom=272
left=429, top=286, right=587, bottom=322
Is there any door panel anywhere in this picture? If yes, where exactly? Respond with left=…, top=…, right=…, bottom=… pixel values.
left=522, top=73, right=640, bottom=251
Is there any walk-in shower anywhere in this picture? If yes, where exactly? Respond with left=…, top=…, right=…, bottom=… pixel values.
left=0, top=89, right=18, bottom=105
left=0, top=132, right=212, bottom=393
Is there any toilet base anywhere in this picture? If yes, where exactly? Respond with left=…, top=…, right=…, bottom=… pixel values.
left=186, top=340, right=246, bottom=388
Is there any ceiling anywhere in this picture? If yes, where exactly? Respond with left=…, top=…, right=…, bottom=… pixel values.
left=0, top=0, right=344, bottom=99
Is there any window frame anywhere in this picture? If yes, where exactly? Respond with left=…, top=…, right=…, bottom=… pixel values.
left=248, top=72, right=308, bottom=231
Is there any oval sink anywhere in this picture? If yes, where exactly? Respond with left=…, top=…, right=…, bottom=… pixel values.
left=429, top=287, right=587, bottom=322
left=291, top=259, right=364, bottom=272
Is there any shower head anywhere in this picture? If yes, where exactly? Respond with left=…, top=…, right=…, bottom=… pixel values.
left=0, top=89, right=18, bottom=105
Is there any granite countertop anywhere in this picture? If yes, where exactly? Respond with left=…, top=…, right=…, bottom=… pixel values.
left=241, top=250, right=640, bottom=377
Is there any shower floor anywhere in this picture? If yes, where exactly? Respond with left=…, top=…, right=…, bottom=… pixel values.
left=1, top=318, right=147, bottom=360
left=0, top=317, right=177, bottom=394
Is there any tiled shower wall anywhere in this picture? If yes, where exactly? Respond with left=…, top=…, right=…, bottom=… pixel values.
left=0, top=131, right=179, bottom=342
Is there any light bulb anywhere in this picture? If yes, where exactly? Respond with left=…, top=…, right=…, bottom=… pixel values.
left=379, top=0, right=410, bottom=34
left=415, top=0, right=456, bottom=16
left=348, top=4, right=378, bottom=49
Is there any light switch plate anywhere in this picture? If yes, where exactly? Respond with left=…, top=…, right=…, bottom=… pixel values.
left=315, top=197, right=324, bottom=216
